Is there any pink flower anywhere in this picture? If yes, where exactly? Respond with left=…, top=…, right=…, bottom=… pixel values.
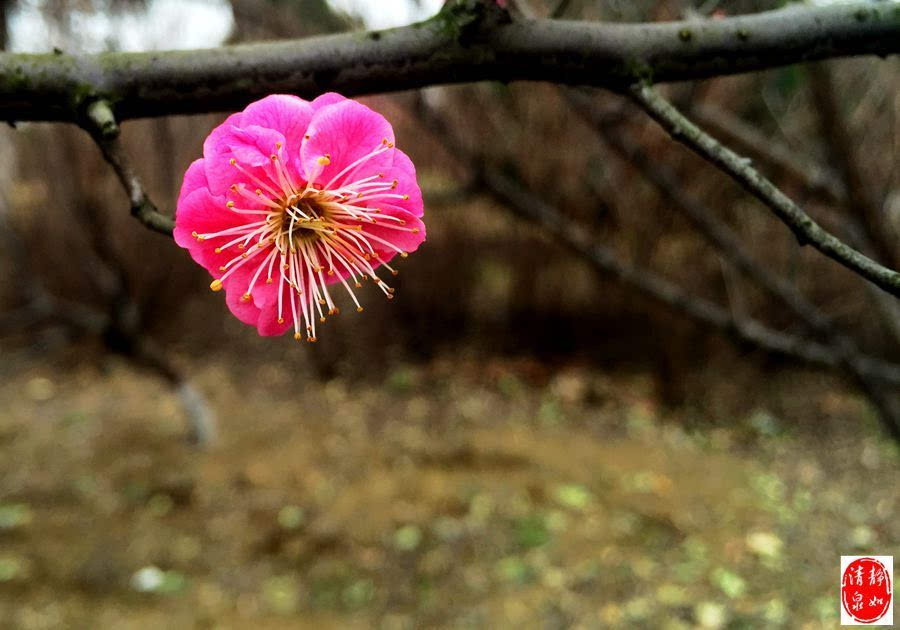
left=174, top=93, right=426, bottom=342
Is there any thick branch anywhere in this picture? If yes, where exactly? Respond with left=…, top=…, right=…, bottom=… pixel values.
left=628, top=83, right=900, bottom=298
left=0, top=2, right=898, bottom=122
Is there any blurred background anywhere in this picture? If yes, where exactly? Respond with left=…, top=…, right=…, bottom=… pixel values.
left=0, top=0, right=898, bottom=627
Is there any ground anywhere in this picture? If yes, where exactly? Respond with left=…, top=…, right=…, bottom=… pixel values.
left=0, top=352, right=897, bottom=629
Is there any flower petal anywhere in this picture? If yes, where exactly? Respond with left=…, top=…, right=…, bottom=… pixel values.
left=242, top=94, right=314, bottom=155
left=222, top=262, right=263, bottom=326
left=174, top=187, right=243, bottom=270
left=256, top=283, right=294, bottom=336
left=177, top=159, right=211, bottom=207
left=301, top=99, right=395, bottom=187
left=362, top=204, right=426, bottom=256
left=379, top=149, right=424, bottom=217
left=310, top=92, right=346, bottom=111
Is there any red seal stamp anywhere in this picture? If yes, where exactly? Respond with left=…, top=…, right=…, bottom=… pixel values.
left=841, top=556, right=893, bottom=625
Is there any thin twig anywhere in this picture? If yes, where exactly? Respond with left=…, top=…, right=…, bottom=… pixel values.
left=413, top=95, right=900, bottom=389
left=82, top=100, right=175, bottom=235
left=809, top=63, right=898, bottom=267
left=567, top=91, right=900, bottom=439
left=627, top=83, right=900, bottom=298
left=690, top=103, right=846, bottom=204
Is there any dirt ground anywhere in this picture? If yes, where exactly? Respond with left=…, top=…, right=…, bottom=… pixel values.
left=0, top=351, right=896, bottom=629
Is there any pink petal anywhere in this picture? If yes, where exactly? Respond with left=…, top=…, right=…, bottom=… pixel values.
left=174, top=187, right=243, bottom=270
left=222, top=263, right=263, bottom=327
left=301, top=99, right=395, bottom=186
left=256, top=283, right=294, bottom=336
left=310, top=93, right=346, bottom=111
left=379, top=149, right=424, bottom=217
left=241, top=94, right=314, bottom=156
left=362, top=204, right=426, bottom=256
left=202, top=112, right=244, bottom=195
left=177, top=159, right=210, bottom=207
left=203, top=121, right=287, bottom=198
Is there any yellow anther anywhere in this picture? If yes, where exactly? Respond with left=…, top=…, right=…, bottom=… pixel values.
left=356, top=306, right=364, bottom=313
left=282, top=264, right=289, bottom=270
left=364, top=254, right=371, bottom=261
left=387, top=142, right=394, bottom=148
left=307, top=336, right=317, bottom=343
left=241, top=293, right=251, bottom=302
left=241, top=253, right=248, bottom=259
left=229, top=158, right=236, bottom=165
left=214, top=247, right=222, bottom=254
left=191, top=231, right=199, bottom=238
left=276, top=141, right=283, bottom=149
left=265, top=278, right=273, bottom=284
left=402, top=194, right=409, bottom=200
left=210, top=279, right=223, bottom=292
left=255, top=189, right=262, bottom=195
left=381, top=138, right=388, bottom=146
left=317, top=155, right=331, bottom=166
left=327, top=269, right=335, bottom=276
left=293, top=332, right=302, bottom=340
left=412, top=228, right=420, bottom=233
left=319, top=316, right=326, bottom=323
left=278, top=317, right=285, bottom=324
left=219, top=266, right=226, bottom=271
left=391, top=180, right=398, bottom=189
left=400, top=252, right=408, bottom=258
left=226, top=201, right=235, bottom=208
left=355, top=283, right=362, bottom=289
left=318, top=299, right=326, bottom=305
left=391, top=270, right=398, bottom=276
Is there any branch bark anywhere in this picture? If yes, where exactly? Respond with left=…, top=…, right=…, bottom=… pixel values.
left=82, top=100, right=175, bottom=235
left=413, top=95, right=900, bottom=389
left=690, top=103, right=847, bottom=204
left=628, top=83, right=900, bottom=299
left=567, top=91, right=900, bottom=439
left=0, top=1, right=897, bottom=122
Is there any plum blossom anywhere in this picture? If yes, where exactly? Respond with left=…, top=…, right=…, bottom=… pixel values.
left=174, top=93, right=426, bottom=341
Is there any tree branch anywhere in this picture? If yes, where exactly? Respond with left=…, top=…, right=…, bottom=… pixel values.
left=627, top=82, right=900, bottom=299
left=567, top=91, right=900, bottom=439
left=0, top=1, right=897, bottom=122
left=413, top=95, right=900, bottom=389
left=690, top=103, right=847, bottom=204
left=82, top=100, right=175, bottom=235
